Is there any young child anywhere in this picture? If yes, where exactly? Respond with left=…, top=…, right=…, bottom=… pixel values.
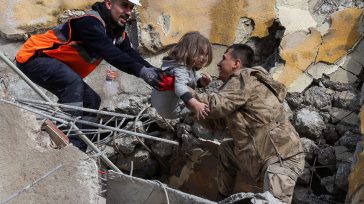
left=151, top=31, right=213, bottom=119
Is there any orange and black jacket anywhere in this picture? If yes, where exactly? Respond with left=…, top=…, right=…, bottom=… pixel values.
left=16, top=2, right=152, bottom=78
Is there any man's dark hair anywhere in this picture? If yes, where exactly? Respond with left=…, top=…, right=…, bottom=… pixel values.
left=227, top=44, right=254, bottom=68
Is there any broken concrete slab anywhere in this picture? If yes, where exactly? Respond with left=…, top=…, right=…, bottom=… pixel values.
left=316, top=8, right=363, bottom=64
left=332, top=90, right=360, bottom=111
left=275, top=28, right=321, bottom=87
left=138, top=0, right=276, bottom=52
left=329, top=107, right=359, bottom=126
left=306, top=63, right=339, bottom=80
left=0, top=104, right=99, bottom=203
left=287, top=72, right=313, bottom=93
left=107, top=171, right=215, bottom=204
left=277, top=5, right=317, bottom=35
left=0, top=0, right=96, bottom=40
left=328, top=66, right=358, bottom=84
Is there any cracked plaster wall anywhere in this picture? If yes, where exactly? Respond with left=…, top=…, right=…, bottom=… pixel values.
left=0, top=0, right=96, bottom=39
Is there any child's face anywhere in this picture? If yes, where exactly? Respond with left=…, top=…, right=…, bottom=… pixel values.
left=193, top=53, right=208, bottom=70
left=217, top=49, right=239, bottom=81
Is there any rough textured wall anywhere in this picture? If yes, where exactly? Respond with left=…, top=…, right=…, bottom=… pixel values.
left=0, top=0, right=96, bottom=39
left=138, top=0, right=276, bottom=52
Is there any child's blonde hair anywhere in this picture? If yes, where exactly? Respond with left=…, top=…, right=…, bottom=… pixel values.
left=168, top=31, right=212, bottom=68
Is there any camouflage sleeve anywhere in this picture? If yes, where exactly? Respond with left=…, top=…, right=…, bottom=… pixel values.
left=192, top=79, right=250, bottom=119
left=197, top=118, right=227, bottom=131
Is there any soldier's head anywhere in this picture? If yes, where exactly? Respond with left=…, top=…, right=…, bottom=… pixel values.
left=105, top=0, right=140, bottom=27
left=217, top=44, right=254, bottom=81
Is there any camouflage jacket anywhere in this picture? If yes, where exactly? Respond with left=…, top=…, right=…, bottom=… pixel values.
left=193, top=66, right=304, bottom=180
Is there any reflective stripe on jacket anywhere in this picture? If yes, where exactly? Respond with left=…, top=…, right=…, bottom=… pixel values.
left=16, top=11, right=126, bottom=78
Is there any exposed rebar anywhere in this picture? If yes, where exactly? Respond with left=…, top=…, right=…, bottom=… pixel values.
left=0, top=99, right=123, bottom=173
left=1, top=165, right=63, bottom=204
left=16, top=98, right=135, bottom=119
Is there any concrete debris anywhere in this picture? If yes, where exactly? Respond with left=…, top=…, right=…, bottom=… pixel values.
left=335, top=146, right=353, bottom=163
left=332, top=90, right=360, bottom=111
left=114, top=135, right=141, bottom=154
left=297, top=163, right=311, bottom=185
left=317, top=146, right=336, bottom=166
left=294, top=108, right=326, bottom=140
left=303, top=86, right=332, bottom=109
left=301, top=137, right=319, bottom=162
left=335, top=131, right=362, bottom=152
left=107, top=171, right=215, bottom=204
left=219, top=191, right=283, bottom=204
left=335, top=162, right=352, bottom=191
left=328, top=107, right=359, bottom=126
left=0, top=104, right=100, bottom=203
left=323, top=124, right=340, bottom=145
left=116, top=149, right=158, bottom=175
left=321, top=176, right=335, bottom=194
left=151, top=133, right=174, bottom=158
left=286, top=92, right=305, bottom=110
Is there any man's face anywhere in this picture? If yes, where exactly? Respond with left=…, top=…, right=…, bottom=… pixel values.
left=106, top=0, right=134, bottom=27
left=217, top=49, right=238, bottom=82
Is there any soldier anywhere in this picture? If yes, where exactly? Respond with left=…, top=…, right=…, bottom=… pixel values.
left=193, top=44, right=304, bottom=203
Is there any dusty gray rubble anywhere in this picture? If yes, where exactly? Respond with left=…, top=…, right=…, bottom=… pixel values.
left=0, top=104, right=100, bottom=204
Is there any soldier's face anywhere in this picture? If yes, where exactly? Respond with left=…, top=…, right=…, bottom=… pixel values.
left=106, top=0, right=134, bottom=27
left=217, top=49, right=238, bottom=82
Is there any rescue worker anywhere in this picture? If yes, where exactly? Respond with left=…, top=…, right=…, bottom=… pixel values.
left=193, top=44, right=305, bottom=203
left=15, top=0, right=166, bottom=151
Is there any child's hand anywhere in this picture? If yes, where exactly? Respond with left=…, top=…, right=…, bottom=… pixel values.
left=200, top=73, right=212, bottom=87
left=187, top=98, right=210, bottom=120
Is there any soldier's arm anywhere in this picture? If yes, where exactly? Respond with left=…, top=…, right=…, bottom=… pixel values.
left=198, top=118, right=227, bottom=131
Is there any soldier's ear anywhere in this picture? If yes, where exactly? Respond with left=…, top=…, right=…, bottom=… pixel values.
left=234, top=59, right=241, bottom=69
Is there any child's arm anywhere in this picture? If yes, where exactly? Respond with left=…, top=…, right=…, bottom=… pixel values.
left=186, top=97, right=210, bottom=120
left=189, top=82, right=249, bottom=119
left=173, top=67, right=210, bottom=119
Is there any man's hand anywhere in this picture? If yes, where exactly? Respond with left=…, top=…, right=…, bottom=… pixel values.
left=139, top=66, right=163, bottom=90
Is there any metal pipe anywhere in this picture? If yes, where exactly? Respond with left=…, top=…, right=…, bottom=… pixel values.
left=0, top=52, right=51, bottom=102
left=16, top=98, right=135, bottom=119
left=0, top=99, right=123, bottom=173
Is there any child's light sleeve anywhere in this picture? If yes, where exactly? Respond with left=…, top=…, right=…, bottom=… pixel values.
left=174, top=67, right=193, bottom=103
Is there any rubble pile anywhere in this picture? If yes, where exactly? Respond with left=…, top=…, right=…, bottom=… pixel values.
left=0, top=104, right=100, bottom=203
left=285, top=77, right=362, bottom=203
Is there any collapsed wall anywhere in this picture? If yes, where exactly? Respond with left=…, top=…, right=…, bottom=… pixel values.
left=0, top=104, right=100, bottom=203
left=0, top=0, right=364, bottom=203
